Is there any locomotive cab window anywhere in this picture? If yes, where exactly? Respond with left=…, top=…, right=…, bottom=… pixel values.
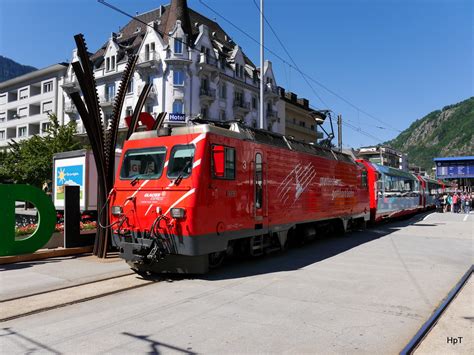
left=120, top=147, right=166, bottom=179
left=167, top=144, right=195, bottom=179
left=211, top=145, right=235, bottom=179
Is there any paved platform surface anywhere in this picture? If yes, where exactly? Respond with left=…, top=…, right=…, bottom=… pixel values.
left=415, top=274, right=473, bottom=354
left=0, top=254, right=130, bottom=301
left=1, top=212, right=472, bottom=354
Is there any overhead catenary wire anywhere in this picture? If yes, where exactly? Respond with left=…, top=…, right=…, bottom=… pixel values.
left=198, top=0, right=402, bottom=134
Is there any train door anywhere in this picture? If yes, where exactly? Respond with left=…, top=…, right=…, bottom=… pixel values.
left=253, top=151, right=268, bottom=230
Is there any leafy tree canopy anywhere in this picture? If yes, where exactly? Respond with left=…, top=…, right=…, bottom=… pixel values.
left=0, top=114, right=84, bottom=187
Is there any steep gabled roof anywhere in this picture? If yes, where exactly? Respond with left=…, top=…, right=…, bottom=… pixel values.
left=90, top=2, right=256, bottom=70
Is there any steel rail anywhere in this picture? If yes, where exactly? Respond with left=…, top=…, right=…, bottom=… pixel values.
left=400, top=265, right=473, bottom=355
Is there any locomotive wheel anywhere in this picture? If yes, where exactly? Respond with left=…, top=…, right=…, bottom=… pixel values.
left=208, top=251, right=226, bottom=269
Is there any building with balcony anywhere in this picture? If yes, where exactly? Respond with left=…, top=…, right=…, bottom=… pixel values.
left=357, top=145, right=409, bottom=171
left=63, top=0, right=283, bottom=134
left=0, top=63, right=68, bottom=149
left=277, top=87, right=324, bottom=142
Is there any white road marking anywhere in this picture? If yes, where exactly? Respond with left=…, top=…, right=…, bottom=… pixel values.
left=463, top=214, right=469, bottom=222
left=423, top=214, right=432, bottom=221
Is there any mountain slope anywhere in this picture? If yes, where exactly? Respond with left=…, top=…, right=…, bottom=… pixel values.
left=386, top=97, right=474, bottom=170
left=0, top=55, right=37, bottom=82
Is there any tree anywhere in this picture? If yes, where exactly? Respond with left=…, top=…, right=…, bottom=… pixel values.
left=0, top=114, right=83, bottom=187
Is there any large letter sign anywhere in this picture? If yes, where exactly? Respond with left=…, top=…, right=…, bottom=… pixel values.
left=0, top=185, right=56, bottom=256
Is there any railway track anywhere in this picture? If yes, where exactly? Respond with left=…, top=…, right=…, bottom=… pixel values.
left=0, top=273, right=156, bottom=322
left=400, top=265, right=473, bottom=355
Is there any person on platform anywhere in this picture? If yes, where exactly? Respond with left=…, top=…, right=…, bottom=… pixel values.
left=452, top=193, right=457, bottom=213
left=460, top=193, right=466, bottom=214
left=463, top=193, right=471, bottom=214
left=447, top=193, right=453, bottom=212
left=442, top=194, right=448, bottom=213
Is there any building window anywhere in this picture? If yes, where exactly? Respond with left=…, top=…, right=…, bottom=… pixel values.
left=145, top=43, right=155, bottom=60
left=240, top=66, right=244, bottom=79
left=146, top=105, right=153, bottom=114
left=174, top=38, right=183, bottom=54
left=311, top=124, right=315, bottom=131
left=220, top=57, right=226, bottom=70
left=173, top=70, right=184, bottom=86
left=0, top=94, right=6, bottom=105
left=43, top=81, right=53, bottom=93
left=0, top=112, right=5, bottom=122
left=126, top=79, right=133, bottom=94
left=19, top=88, right=28, bottom=100
left=173, top=100, right=184, bottom=114
left=18, top=107, right=28, bottom=117
left=0, top=130, right=5, bottom=140
left=106, top=56, right=116, bottom=71
left=220, top=110, right=226, bottom=121
left=41, top=122, right=50, bottom=133
left=235, top=64, right=239, bottom=77
left=126, top=106, right=133, bottom=116
left=299, top=121, right=306, bottom=127
left=220, top=83, right=227, bottom=99
left=42, top=101, right=53, bottom=114
left=252, top=97, right=257, bottom=109
left=106, top=83, right=115, bottom=101
left=18, top=126, right=27, bottom=138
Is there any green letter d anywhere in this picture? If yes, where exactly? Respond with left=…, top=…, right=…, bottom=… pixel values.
left=0, top=185, right=56, bottom=256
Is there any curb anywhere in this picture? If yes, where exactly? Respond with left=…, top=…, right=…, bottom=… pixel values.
left=0, top=246, right=93, bottom=265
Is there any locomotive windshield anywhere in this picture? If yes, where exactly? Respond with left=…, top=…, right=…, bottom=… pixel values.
left=120, top=147, right=166, bottom=179
left=167, top=144, right=195, bottom=179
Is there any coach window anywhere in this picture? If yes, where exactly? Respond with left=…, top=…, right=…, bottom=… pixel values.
left=212, top=145, right=235, bottom=179
left=361, top=170, right=368, bottom=188
left=255, top=153, right=263, bottom=209
left=167, top=144, right=195, bottom=179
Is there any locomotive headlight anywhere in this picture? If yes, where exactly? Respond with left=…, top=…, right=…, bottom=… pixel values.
left=170, top=208, right=186, bottom=219
left=111, top=205, right=123, bottom=216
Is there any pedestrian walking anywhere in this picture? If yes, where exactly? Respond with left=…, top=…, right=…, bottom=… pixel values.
left=442, top=194, right=447, bottom=213
left=447, top=193, right=453, bottom=212
left=461, top=193, right=466, bottom=214
left=452, top=193, right=458, bottom=213
left=464, top=193, right=471, bottom=214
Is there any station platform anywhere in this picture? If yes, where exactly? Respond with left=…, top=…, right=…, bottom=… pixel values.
left=0, top=211, right=472, bottom=353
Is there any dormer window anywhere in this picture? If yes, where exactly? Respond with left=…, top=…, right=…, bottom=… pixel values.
left=174, top=38, right=183, bottom=54
left=145, top=43, right=156, bottom=61
left=106, top=55, right=116, bottom=72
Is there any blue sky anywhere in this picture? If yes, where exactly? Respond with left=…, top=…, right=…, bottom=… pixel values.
left=0, top=0, right=472, bottom=148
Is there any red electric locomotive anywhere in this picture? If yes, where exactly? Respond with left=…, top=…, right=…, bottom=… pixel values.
left=110, top=122, right=370, bottom=273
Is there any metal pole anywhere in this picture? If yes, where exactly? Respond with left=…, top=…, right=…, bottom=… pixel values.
left=337, top=114, right=342, bottom=151
left=259, top=0, right=265, bottom=130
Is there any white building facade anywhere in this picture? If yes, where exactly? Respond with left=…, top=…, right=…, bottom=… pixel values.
left=0, top=63, right=68, bottom=149
left=63, top=0, right=284, bottom=135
